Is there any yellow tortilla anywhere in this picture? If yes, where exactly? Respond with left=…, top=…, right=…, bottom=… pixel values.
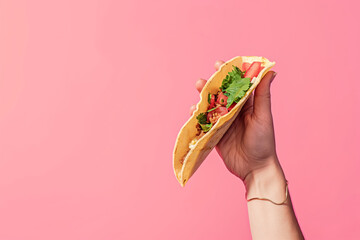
left=173, top=56, right=275, bottom=186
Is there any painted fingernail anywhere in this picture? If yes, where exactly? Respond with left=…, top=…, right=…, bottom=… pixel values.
left=271, top=72, right=277, bottom=83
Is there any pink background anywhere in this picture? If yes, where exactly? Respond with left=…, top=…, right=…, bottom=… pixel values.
left=1, top=0, right=359, bottom=239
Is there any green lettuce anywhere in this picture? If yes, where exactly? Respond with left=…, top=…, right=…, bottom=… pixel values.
left=195, top=65, right=252, bottom=133
left=196, top=113, right=212, bottom=132
left=196, top=113, right=207, bottom=124
left=220, top=65, right=252, bottom=108
left=199, top=123, right=212, bottom=132
left=219, top=66, right=245, bottom=91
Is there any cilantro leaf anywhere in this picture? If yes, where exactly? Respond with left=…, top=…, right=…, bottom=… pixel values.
left=196, top=113, right=213, bottom=132
left=196, top=113, right=208, bottom=124
left=220, top=66, right=245, bottom=91
left=225, top=77, right=252, bottom=108
left=199, top=123, right=212, bottom=132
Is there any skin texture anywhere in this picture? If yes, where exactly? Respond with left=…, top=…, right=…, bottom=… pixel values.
left=191, top=60, right=304, bottom=240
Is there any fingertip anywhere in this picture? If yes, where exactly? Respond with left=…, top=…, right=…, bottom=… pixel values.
left=195, top=78, right=207, bottom=93
left=252, top=71, right=276, bottom=118
left=267, top=71, right=277, bottom=82
left=258, top=71, right=276, bottom=91
left=189, top=104, right=197, bottom=116
left=270, top=72, right=277, bottom=83
left=214, top=60, right=225, bottom=70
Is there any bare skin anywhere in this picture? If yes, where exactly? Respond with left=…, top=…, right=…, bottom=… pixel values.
left=191, top=60, right=304, bottom=240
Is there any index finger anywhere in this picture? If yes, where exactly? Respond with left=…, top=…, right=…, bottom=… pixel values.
left=214, top=60, right=225, bottom=70
left=195, top=60, right=225, bottom=93
left=195, top=79, right=207, bottom=93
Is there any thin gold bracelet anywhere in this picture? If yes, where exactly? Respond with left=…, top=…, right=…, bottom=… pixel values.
left=246, top=180, right=288, bottom=205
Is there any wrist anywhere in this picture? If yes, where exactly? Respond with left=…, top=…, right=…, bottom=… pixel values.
left=244, top=156, right=287, bottom=203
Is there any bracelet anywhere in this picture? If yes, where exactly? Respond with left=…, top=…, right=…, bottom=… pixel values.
left=246, top=180, right=288, bottom=205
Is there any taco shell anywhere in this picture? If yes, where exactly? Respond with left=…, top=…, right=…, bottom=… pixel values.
left=173, top=56, right=275, bottom=186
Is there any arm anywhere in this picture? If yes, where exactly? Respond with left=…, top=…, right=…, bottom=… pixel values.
left=245, top=157, right=304, bottom=240
left=192, top=60, right=304, bottom=239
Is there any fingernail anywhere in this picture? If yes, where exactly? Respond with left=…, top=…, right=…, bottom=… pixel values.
left=270, top=72, right=277, bottom=83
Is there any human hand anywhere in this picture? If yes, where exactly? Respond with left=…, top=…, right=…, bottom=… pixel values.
left=190, top=60, right=284, bottom=189
left=191, top=60, right=303, bottom=239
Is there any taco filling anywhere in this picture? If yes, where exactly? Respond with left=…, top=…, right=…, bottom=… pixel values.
left=189, top=61, right=263, bottom=149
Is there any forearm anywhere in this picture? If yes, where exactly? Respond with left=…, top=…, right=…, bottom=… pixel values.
left=244, top=157, right=304, bottom=240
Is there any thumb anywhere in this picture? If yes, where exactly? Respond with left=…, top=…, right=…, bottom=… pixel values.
left=253, top=71, right=277, bottom=118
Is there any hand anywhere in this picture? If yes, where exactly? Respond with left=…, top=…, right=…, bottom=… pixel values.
left=190, top=60, right=282, bottom=186
left=192, top=63, right=304, bottom=239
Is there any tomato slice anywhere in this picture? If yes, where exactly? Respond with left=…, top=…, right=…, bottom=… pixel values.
left=207, top=106, right=228, bottom=121
left=241, top=62, right=251, bottom=72
left=216, top=92, right=228, bottom=106
left=209, top=94, right=216, bottom=108
left=244, top=62, right=262, bottom=79
left=215, top=106, right=228, bottom=116
left=228, top=103, right=236, bottom=111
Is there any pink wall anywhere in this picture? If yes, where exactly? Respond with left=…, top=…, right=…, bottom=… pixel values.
left=1, top=0, right=359, bottom=239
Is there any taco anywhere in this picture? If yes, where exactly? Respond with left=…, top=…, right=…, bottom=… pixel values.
left=173, top=56, right=275, bottom=187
